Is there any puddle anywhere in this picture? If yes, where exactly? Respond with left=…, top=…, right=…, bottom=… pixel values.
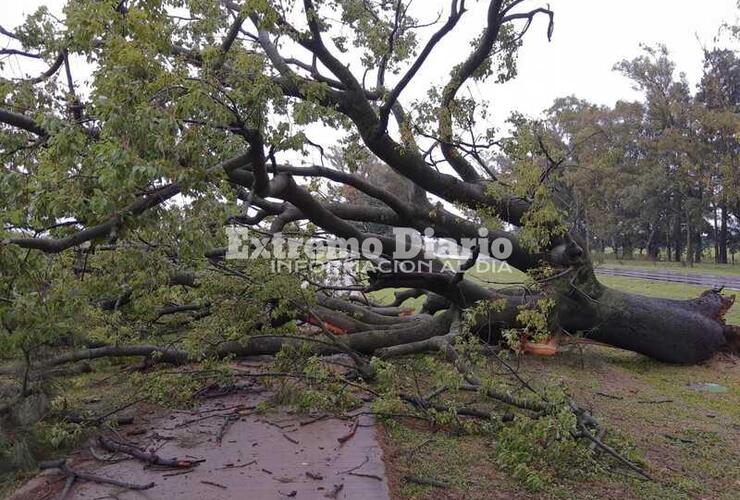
left=688, top=383, right=729, bottom=393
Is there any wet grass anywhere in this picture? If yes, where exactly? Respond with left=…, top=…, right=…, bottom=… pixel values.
left=379, top=348, right=740, bottom=499
left=597, top=258, right=740, bottom=276
left=372, top=262, right=739, bottom=499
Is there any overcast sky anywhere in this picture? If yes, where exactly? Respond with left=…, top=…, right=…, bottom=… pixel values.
left=1, top=0, right=738, bottom=130
left=407, top=0, right=739, bottom=126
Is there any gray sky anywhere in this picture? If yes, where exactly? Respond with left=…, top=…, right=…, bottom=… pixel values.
left=405, top=0, right=739, bottom=126
left=2, top=0, right=738, bottom=130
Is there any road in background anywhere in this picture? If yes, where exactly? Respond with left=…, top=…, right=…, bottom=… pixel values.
left=595, top=265, right=740, bottom=291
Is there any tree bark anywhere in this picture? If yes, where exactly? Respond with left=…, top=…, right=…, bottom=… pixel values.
left=719, top=201, right=729, bottom=264
left=561, top=286, right=735, bottom=363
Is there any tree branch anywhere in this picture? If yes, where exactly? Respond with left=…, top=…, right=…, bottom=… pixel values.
left=0, top=108, right=48, bottom=137
left=376, top=0, right=466, bottom=136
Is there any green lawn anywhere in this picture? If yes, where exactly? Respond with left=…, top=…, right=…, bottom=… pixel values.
left=381, top=345, right=740, bottom=500
left=597, top=258, right=740, bottom=276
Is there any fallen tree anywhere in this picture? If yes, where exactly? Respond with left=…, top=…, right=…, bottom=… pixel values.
left=0, top=0, right=737, bottom=391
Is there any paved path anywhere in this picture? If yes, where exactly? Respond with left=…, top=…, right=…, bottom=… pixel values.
left=595, top=265, right=740, bottom=291
left=10, top=363, right=390, bottom=500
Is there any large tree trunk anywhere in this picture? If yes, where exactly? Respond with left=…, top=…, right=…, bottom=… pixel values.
left=560, top=284, right=736, bottom=363
left=719, top=201, right=729, bottom=264
left=672, top=215, right=683, bottom=262
left=647, top=225, right=659, bottom=260
left=694, top=231, right=702, bottom=263
left=551, top=263, right=737, bottom=363
left=367, top=257, right=738, bottom=364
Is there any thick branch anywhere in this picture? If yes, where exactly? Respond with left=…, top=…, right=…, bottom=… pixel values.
left=437, top=0, right=506, bottom=182
left=5, top=184, right=180, bottom=253
left=0, top=108, right=48, bottom=137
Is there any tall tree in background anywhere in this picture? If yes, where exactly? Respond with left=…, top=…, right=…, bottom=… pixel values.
left=697, top=48, right=740, bottom=263
left=521, top=45, right=739, bottom=266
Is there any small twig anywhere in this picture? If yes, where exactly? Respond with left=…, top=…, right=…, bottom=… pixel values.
left=299, top=414, right=329, bottom=426
left=595, top=392, right=623, bottom=400
left=40, top=460, right=155, bottom=500
left=98, top=436, right=202, bottom=469
left=174, top=413, right=224, bottom=428
left=201, top=480, right=228, bottom=489
left=162, top=469, right=194, bottom=477
left=88, top=445, right=127, bottom=464
left=232, top=370, right=380, bottom=397
left=216, top=414, right=239, bottom=445
left=186, top=403, right=254, bottom=415
left=258, top=419, right=295, bottom=431
left=348, top=472, right=382, bottom=481
left=424, top=386, right=448, bottom=401
left=282, top=433, right=300, bottom=444
left=95, top=397, right=147, bottom=423
left=403, top=437, right=434, bottom=458
left=345, top=410, right=431, bottom=422
left=664, top=434, right=694, bottom=444
left=580, top=425, right=651, bottom=480
left=324, top=483, right=344, bottom=498
left=337, top=418, right=359, bottom=444
left=569, top=404, right=652, bottom=482
left=339, top=456, right=369, bottom=474
left=218, top=459, right=257, bottom=470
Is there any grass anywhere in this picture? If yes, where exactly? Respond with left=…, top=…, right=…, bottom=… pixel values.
left=379, top=348, right=740, bottom=499
left=373, top=259, right=739, bottom=498
left=597, top=258, right=740, bottom=276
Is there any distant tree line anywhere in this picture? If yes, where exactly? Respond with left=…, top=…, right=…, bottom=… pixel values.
left=505, top=45, right=739, bottom=264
